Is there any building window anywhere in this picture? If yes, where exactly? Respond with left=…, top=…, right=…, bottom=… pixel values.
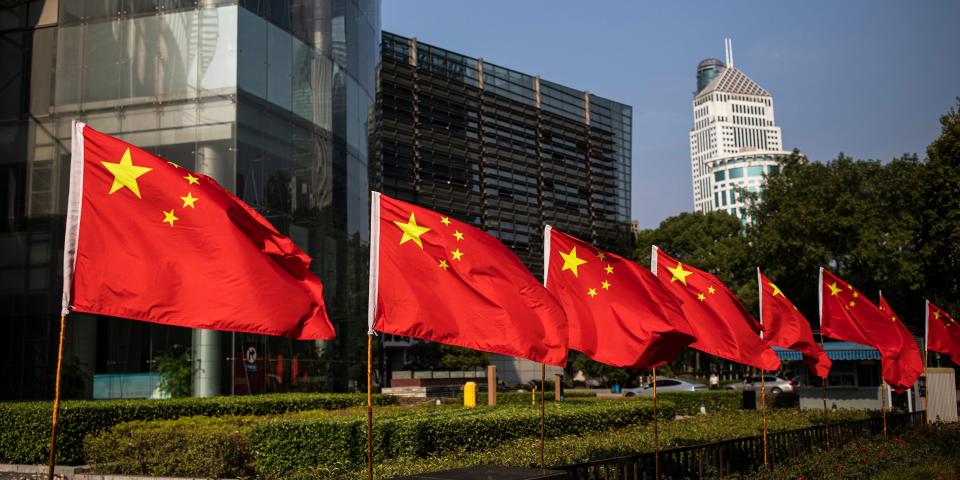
left=747, top=166, right=764, bottom=177
left=728, top=167, right=743, bottom=179
left=721, top=191, right=727, bottom=206
left=714, top=170, right=725, bottom=182
left=768, top=165, right=780, bottom=176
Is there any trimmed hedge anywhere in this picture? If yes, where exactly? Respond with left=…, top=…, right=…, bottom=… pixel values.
left=0, top=393, right=399, bottom=465
left=250, top=399, right=676, bottom=477
left=657, top=390, right=741, bottom=415
left=84, top=416, right=255, bottom=478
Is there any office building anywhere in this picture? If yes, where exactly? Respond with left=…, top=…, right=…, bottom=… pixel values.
left=372, top=32, right=632, bottom=383
left=689, top=39, right=792, bottom=220
left=0, top=0, right=379, bottom=399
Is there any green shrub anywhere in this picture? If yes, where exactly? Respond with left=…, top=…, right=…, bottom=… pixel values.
left=249, top=399, right=675, bottom=477
left=0, top=393, right=399, bottom=465
left=84, top=416, right=254, bottom=478
left=657, top=390, right=741, bottom=415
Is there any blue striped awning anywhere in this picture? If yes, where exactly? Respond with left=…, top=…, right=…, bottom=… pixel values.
left=774, top=342, right=880, bottom=361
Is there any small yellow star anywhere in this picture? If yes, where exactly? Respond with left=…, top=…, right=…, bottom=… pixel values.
left=451, top=248, right=464, bottom=261
left=707, top=286, right=716, bottom=295
left=848, top=300, right=856, bottom=308
left=667, top=262, right=693, bottom=285
left=162, top=209, right=178, bottom=227
left=597, top=252, right=606, bottom=260
left=453, top=230, right=464, bottom=241
left=180, top=192, right=198, bottom=208
left=890, top=316, right=897, bottom=322
left=559, top=246, right=588, bottom=277
left=768, top=282, right=783, bottom=297
left=587, top=288, right=598, bottom=298
left=852, top=291, right=859, bottom=298
left=440, top=216, right=451, bottom=226
left=601, top=280, right=611, bottom=290
left=828, top=282, right=842, bottom=296
left=847, top=284, right=853, bottom=290
left=697, top=293, right=706, bottom=301
left=101, top=148, right=153, bottom=199
left=605, top=264, right=614, bottom=275
left=167, top=161, right=181, bottom=168
left=394, top=212, right=431, bottom=248
left=438, top=259, right=449, bottom=270
left=184, top=173, right=200, bottom=185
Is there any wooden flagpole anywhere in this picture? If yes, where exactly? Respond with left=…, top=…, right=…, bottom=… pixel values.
left=47, top=313, right=67, bottom=480
left=653, top=368, right=659, bottom=479
left=539, top=364, right=546, bottom=470
left=761, top=372, right=767, bottom=465
left=881, top=380, right=888, bottom=437
left=367, top=334, right=374, bottom=480
left=819, top=332, right=830, bottom=449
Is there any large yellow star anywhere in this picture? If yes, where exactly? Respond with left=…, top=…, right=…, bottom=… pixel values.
left=394, top=212, right=431, bottom=248
left=180, top=192, right=199, bottom=208
left=768, top=282, right=783, bottom=297
left=101, top=148, right=152, bottom=199
left=934, top=310, right=941, bottom=320
left=828, top=282, right=842, bottom=296
left=668, top=262, right=693, bottom=285
left=559, top=246, right=587, bottom=277
left=162, top=209, right=178, bottom=227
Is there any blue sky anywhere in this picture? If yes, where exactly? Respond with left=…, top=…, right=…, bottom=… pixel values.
left=383, top=1, right=960, bottom=228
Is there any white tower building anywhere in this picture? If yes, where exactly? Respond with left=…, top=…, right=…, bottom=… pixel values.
left=689, top=39, right=793, bottom=221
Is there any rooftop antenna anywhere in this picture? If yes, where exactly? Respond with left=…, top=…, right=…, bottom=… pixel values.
left=724, top=38, right=734, bottom=68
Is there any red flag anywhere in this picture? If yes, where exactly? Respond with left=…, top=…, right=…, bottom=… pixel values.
left=652, top=247, right=780, bottom=371
left=927, top=301, right=960, bottom=366
left=819, top=268, right=919, bottom=391
left=545, top=228, right=695, bottom=368
left=368, top=193, right=568, bottom=366
left=874, top=294, right=923, bottom=390
left=62, top=123, right=334, bottom=339
left=758, top=269, right=831, bottom=378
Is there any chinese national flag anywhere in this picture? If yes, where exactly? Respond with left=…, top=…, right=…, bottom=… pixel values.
left=369, top=193, right=568, bottom=366
left=927, top=301, right=960, bottom=366
left=545, top=228, right=695, bottom=368
left=877, top=294, right=923, bottom=391
left=62, top=123, right=335, bottom=339
left=758, top=269, right=831, bottom=378
left=819, top=268, right=919, bottom=391
left=652, top=247, right=780, bottom=371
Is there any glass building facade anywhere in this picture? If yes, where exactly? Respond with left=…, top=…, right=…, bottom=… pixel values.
left=0, top=0, right=379, bottom=399
left=373, top=32, right=632, bottom=276
left=372, top=32, right=632, bottom=384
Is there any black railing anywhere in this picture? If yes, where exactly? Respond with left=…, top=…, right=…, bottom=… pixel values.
left=557, top=412, right=924, bottom=480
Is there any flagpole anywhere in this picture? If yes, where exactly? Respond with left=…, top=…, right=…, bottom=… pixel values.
left=761, top=371, right=767, bottom=466
left=539, top=363, right=545, bottom=470
left=47, top=313, right=67, bottom=480
left=817, top=267, right=829, bottom=449
left=366, top=334, right=374, bottom=480
left=881, top=380, right=887, bottom=437
left=653, top=367, right=659, bottom=479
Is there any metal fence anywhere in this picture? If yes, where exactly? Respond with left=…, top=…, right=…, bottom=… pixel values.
left=557, top=412, right=924, bottom=479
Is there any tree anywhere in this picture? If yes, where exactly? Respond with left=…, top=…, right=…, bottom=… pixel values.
left=401, top=342, right=488, bottom=371
left=569, top=352, right=634, bottom=387
left=153, top=345, right=192, bottom=398
left=919, top=98, right=960, bottom=313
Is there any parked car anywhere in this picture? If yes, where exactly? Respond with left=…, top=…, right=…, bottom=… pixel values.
left=724, top=375, right=797, bottom=395
left=622, top=377, right=708, bottom=396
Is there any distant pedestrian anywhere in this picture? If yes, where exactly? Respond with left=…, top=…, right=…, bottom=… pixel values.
left=709, top=373, right=720, bottom=390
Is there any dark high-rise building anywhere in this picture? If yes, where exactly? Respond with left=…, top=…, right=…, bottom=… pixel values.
left=373, top=31, right=632, bottom=276
left=0, top=0, right=379, bottom=399
left=372, top=32, right=632, bottom=383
